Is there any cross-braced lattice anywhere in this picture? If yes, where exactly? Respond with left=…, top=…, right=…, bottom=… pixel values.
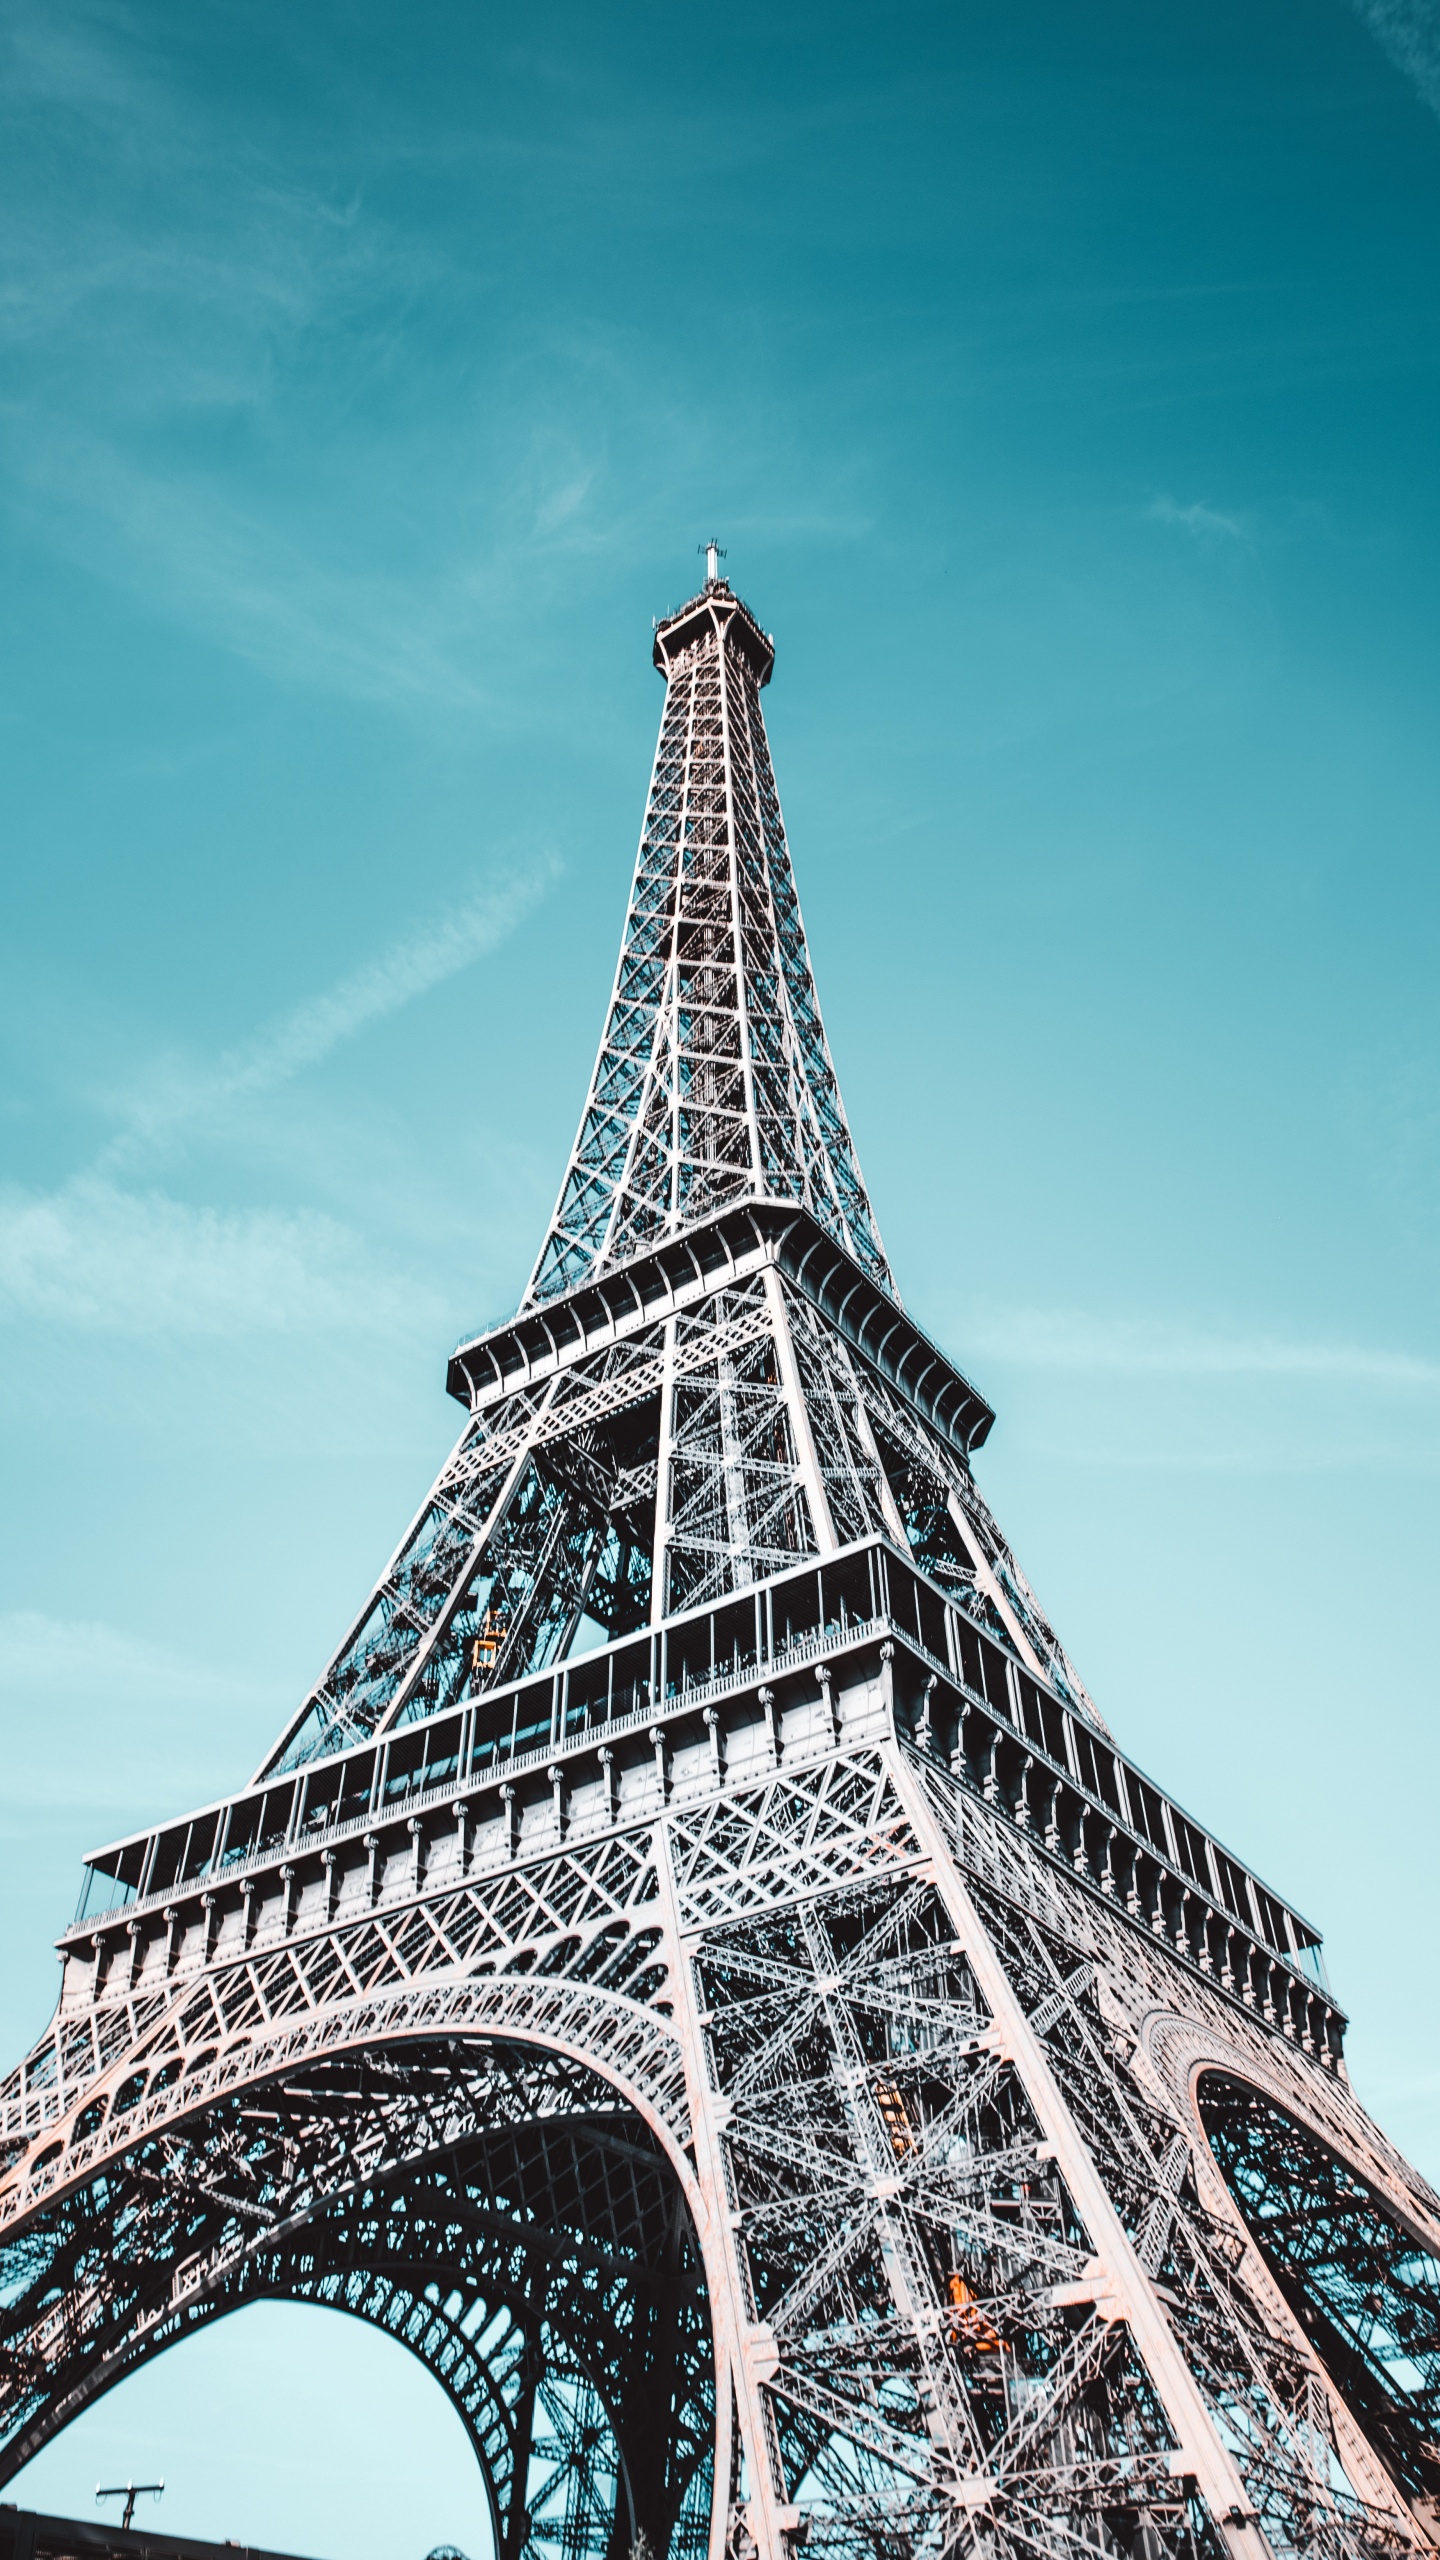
left=2, top=566, right=1436, bottom=2560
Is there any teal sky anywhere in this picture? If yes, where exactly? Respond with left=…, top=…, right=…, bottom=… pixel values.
left=4, top=0, right=1440, bottom=2549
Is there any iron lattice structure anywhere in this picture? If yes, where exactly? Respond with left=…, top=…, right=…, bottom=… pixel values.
left=3, top=571, right=1438, bottom=2560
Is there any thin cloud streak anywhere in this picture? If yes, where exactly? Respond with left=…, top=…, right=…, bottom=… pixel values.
left=106, top=863, right=558, bottom=1162
left=0, top=865, right=556, bottom=1339
left=0, top=1177, right=441, bottom=1337
left=953, top=1306, right=1440, bottom=1388
left=1148, top=493, right=1245, bottom=542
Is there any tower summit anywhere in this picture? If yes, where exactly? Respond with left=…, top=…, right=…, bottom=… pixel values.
left=1, top=568, right=1437, bottom=2560
left=527, top=563, right=886, bottom=1309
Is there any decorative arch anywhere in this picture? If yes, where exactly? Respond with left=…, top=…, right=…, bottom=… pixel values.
left=8, top=1969, right=694, bottom=2226
left=0, top=2033, right=715, bottom=2560
left=1197, top=2071, right=1440, bottom=2529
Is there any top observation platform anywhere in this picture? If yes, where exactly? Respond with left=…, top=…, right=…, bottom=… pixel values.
left=653, top=577, right=775, bottom=687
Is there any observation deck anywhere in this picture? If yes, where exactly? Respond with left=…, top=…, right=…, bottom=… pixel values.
left=652, top=578, right=775, bottom=686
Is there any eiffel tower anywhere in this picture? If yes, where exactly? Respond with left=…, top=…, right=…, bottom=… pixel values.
left=3, top=553, right=1438, bottom=2560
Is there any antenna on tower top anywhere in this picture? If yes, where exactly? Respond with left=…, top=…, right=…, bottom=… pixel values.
left=699, top=538, right=726, bottom=587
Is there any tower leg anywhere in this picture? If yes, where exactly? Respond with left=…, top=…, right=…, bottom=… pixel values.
left=891, top=1752, right=1265, bottom=2546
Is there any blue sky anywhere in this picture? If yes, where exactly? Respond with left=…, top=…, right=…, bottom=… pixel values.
left=3, top=0, right=1440, bottom=2548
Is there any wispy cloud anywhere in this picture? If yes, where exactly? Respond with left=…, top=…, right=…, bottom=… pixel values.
left=0, top=0, right=502, bottom=710
left=1350, top=0, right=1440, bottom=123
left=105, top=864, right=557, bottom=1162
left=0, top=1, right=673, bottom=713
left=1, top=854, right=554, bottom=1337
left=8, top=433, right=508, bottom=710
left=0, top=1177, right=437, bottom=1336
left=1148, top=494, right=1245, bottom=543
left=0, top=853, right=552, bottom=1338
left=0, top=0, right=393, bottom=367
left=952, top=1305, right=1440, bottom=1389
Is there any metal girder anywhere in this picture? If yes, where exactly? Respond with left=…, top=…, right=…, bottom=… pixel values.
left=524, top=583, right=887, bottom=1308
left=3, top=1725, right=1439, bottom=2560
left=3, top=570, right=1438, bottom=2560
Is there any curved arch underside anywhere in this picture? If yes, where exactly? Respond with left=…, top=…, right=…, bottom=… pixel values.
left=0, top=2038, right=713, bottom=2560
left=1199, top=2073, right=1440, bottom=2528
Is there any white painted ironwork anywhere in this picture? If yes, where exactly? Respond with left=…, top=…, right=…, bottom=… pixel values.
left=0, top=569, right=1436, bottom=2560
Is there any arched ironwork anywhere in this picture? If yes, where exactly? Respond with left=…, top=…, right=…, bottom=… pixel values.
left=1200, top=2074, right=1440, bottom=2522
left=0, top=2039, right=713, bottom=2560
left=3, top=569, right=1438, bottom=2560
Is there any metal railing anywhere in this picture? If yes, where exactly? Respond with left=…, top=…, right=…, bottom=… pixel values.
left=70, top=1615, right=884, bottom=1938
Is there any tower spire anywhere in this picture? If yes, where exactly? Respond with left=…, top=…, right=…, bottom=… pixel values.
left=526, top=568, right=891, bottom=1307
